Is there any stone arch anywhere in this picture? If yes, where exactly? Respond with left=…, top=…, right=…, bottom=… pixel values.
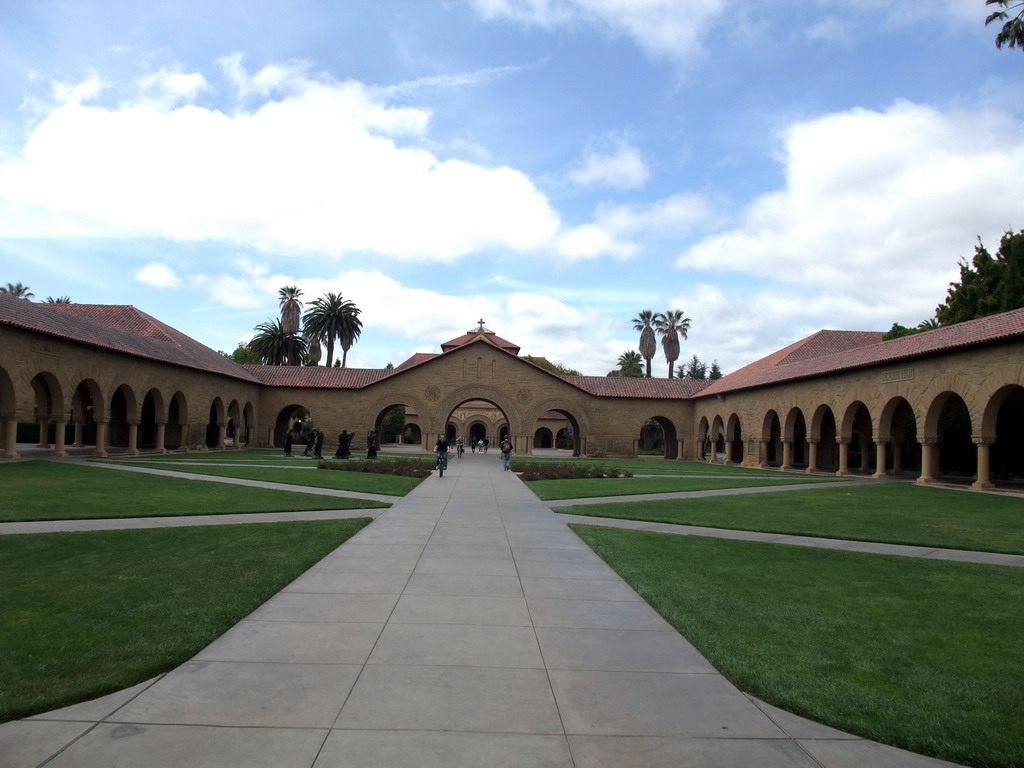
left=918, top=372, right=979, bottom=438
left=437, top=386, right=521, bottom=435
left=922, top=391, right=975, bottom=479
left=533, top=427, right=553, bottom=449
left=138, top=388, right=164, bottom=450
left=525, top=398, right=590, bottom=457
left=28, top=371, right=65, bottom=449
left=783, top=407, right=807, bottom=468
left=878, top=396, right=920, bottom=476
left=761, top=410, right=782, bottom=467
left=206, top=397, right=226, bottom=449
left=242, top=401, right=256, bottom=447
left=984, top=384, right=1024, bottom=482
left=977, top=363, right=1024, bottom=438
left=273, top=403, right=308, bottom=448
left=0, top=365, right=19, bottom=458
left=638, top=415, right=680, bottom=459
left=710, top=414, right=726, bottom=458
left=361, top=392, right=430, bottom=446
left=840, top=401, right=874, bottom=474
left=809, top=404, right=838, bottom=472
left=725, top=413, right=743, bottom=464
left=226, top=398, right=243, bottom=447
left=166, top=391, right=187, bottom=451
left=108, top=383, right=139, bottom=451
left=70, top=379, right=104, bottom=449
left=696, top=415, right=711, bottom=459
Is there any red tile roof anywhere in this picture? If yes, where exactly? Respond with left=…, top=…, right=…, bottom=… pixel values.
left=440, top=329, right=520, bottom=355
left=394, top=352, right=438, bottom=371
left=566, top=376, right=713, bottom=399
left=699, top=307, right=1024, bottom=398
left=243, top=365, right=390, bottom=388
left=0, top=296, right=259, bottom=382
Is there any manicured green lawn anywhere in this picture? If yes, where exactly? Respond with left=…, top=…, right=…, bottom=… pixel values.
left=0, top=519, right=370, bottom=723
left=0, top=461, right=390, bottom=522
left=114, top=460, right=422, bottom=495
left=572, top=525, right=1024, bottom=768
left=558, top=483, right=1024, bottom=554
left=516, top=456, right=788, bottom=476
left=528, top=474, right=836, bottom=500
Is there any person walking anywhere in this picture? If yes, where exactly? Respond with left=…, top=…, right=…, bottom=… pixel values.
left=500, top=437, right=512, bottom=471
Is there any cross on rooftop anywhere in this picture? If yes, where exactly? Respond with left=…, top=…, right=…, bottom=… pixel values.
left=476, top=319, right=486, bottom=331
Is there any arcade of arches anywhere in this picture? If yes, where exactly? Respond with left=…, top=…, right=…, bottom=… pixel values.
left=2, top=298, right=1023, bottom=491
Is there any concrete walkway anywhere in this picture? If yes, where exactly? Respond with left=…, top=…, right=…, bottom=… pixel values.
left=2, top=453, right=964, bottom=767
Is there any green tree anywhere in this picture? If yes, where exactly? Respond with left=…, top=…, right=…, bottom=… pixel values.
left=654, top=309, right=691, bottom=379
left=986, top=0, right=1024, bottom=50
left=708, top=360, right=723, bottom=380
left=222, top=343, right=262, bottom=364
left=249, top=319, right=306, bottom=365
left=380, top=406, right=405, bottom=443
left=1, top=282, right=33, bottom=299
left=278, top=286, right=304, bottom=367
left=609, top=350, right=643, bottom=377
left=523, top=356, right=581, bottom=376
left=303, top=293, right=362, bottom=368
left=935, top=230, right=1024, bottom=325
left=632, top=309, right=658, bottom=378
left=679, top=354, right=707, bottom=380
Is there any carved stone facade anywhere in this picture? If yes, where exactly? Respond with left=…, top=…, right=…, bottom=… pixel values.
left=2, top=297, right=1022, bottom=490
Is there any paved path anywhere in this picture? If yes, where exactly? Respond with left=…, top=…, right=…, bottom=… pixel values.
left=2, top=453, right=964, bottom=767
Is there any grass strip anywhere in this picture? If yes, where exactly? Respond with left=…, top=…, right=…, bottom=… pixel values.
left=114, top=460, right=421, bottom=495
left=558, top=482, right=1024, bottom=554
left=571, top=525, right=1024, bottom=768
left=528, top=474, right=835, bottom=501
left=0, top=519, right=370, bottom=723
left=0, top=461, right=389, bottom=522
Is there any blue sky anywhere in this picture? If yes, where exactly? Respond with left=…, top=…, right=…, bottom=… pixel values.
left=1, top=0, right=1021, bottom=375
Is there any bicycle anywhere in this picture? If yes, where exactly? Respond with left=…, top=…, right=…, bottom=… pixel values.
left=436, top=450, right=448, bottom=477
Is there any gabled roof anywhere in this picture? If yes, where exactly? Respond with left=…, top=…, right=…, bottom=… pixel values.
left=243, top=365, right=390, bottom=388
left=440, top=323, right=520, bottom=355
left=699, top=308, right=1024, bottom=398
left=394, top=352, right=438, bottom=371
left=0, top=296, right=259, bottom=383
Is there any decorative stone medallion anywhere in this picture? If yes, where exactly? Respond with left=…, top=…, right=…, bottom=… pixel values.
left=517, top=388, right=532, bottom=405
left=424, top=385, right=441, bottom=402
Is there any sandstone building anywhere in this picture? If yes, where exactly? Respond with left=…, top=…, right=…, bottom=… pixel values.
left=1, top=295, right=1022, bottom=490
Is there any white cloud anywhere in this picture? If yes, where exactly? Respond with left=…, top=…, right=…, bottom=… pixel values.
left=0, top=60, right=562, bottom=263
left=555, top=192, right=712, bottom=261
left=567, top=139, right=650, bottom=188
left=465, top=0, right=727, bottom=62
left=135, top=262, right=181, bottom=288
left=677, top=101, right=1024, bottom=318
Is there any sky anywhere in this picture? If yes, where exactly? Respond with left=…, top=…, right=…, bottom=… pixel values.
left=1, top=0, right=1022, bottom=377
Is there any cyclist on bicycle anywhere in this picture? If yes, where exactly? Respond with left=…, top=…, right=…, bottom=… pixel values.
left=456, top=436, right=465, bottom=458
left=434, top=435, right=450, bottom=471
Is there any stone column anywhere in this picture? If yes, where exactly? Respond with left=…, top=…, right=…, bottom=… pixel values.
left=36, top=419, right=49, bottom=449
left=972, top=438, right=994, bottom=491
left=93, top=421, right=109, bottom=458
left=806, top=438, right=819, bottom=474
left=917, top=438, right=937, bottom=485
left=859, top=444, right=870, bottom=473
left=127, top=422, right=140, bottom=456
left=2, top=416, right=21, bottom=459
left=873, top=441, right=888, bottom=478
left=709, top=439, right=718, bottom=464
left=53, top=420, right=68, bottom=458
left=781, top=439, right=793, bottom=471
left=72, top=421, right=84, bottom=447
left=218, top=422, right=228, bottom=450
left=836, top=438, right=850, bottom=477
left=676, top=438, right=685, bottom=461
left=155, top=422, right=168, bottom=454
left=758, top=438, right=770, bottom=469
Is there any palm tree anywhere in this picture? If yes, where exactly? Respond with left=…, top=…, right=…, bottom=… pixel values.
left=1, top=282, right=34, bottom=299
left=654, top=309, right=691, bottom=379
left=278, top=286, right=304, bottom=366
left=987, top=0, right=1024, bottom=51
left=45, top=296, right=72, bottom=304
left=632, top=310, right=658, bottom=378
left=249, top=319, right=306, bottom=365
left=616, top=350, right=644, bottom=377
left=303, top=293, right=362, bottom=368
left=918, top=317, right=941, bottom=331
